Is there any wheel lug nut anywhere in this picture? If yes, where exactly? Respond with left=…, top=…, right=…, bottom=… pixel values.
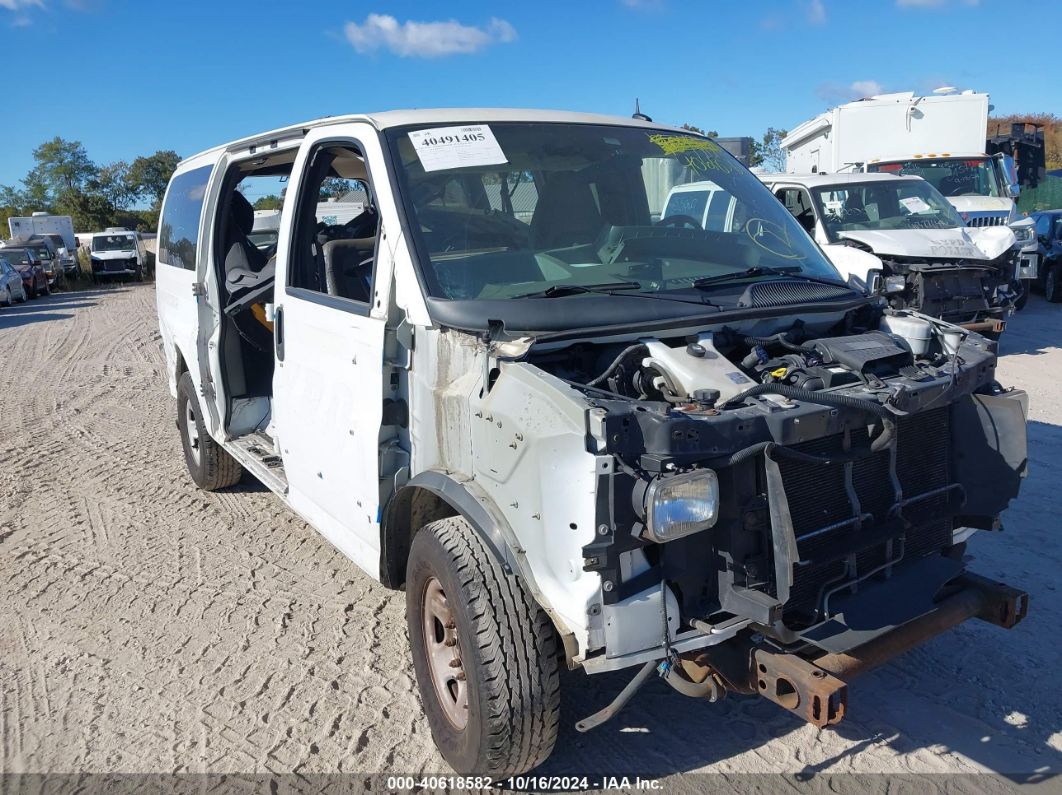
left=456, top=672, right=466, bottom=681
left=444, top=637, right=457, bottom=647
left=449, top=658, right=462, bottom=668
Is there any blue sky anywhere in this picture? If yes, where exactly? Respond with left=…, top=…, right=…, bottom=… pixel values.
left=0, top=0, right=1055, bottom=188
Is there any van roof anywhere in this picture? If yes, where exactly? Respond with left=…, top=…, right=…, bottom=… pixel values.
left=179, top=108, right=688, bottom=167
left=756, top=172, right=922, bottom=188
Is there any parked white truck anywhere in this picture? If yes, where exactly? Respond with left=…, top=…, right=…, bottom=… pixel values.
left=156, top=110, right=1029, bottom=776
left=782, top=90, right=1039, bottom=300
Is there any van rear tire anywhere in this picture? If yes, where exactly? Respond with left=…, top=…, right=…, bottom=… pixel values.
left=177, top=372, right=243, bottom=490
left=406, top=516, right=560, bottom=776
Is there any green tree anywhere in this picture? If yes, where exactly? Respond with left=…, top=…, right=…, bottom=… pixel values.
left=0, top=184, right=27, bottom=213
left=26, top=137, right=98, bottom=204
left=680, top=123, right=719, bottom=138
left=93, top=161, right=137, bottom=209
left=54, top=189, right=115, bottom=232
left=0, top=205, right=20, bottom=235
left=253, top=195, right=284, bottom=211
left=320, top=177, right=356, bottom=199
left=127, top=150, right=181, bottom=209
left=749, top=127, right=787, bottom=171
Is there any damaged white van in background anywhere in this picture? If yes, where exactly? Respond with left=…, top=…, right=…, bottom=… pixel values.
left=752, top=172, right=1021, bottom=336
left=155, top=110, right=1029, bottom=776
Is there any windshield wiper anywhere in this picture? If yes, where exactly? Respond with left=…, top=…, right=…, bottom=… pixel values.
left=513, top=281, right=718, bottom=308
left=691, top=266, right=848, bottom=290
left=514, top=281, right=643, bottom=299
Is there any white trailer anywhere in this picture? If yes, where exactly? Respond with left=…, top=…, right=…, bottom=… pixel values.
left=782, top=90, right=989, bottom=175
left=7, top=212, right=77, bottom=252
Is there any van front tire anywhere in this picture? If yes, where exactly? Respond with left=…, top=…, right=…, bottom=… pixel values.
left=406, top=516, right=560, bottom=776
left=177, top=372, right=242, bottom=490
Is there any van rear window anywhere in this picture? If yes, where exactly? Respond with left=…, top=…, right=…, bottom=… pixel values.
left=159, top=165, right=212, bottom=271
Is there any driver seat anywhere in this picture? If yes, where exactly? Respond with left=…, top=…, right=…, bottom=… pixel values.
left=529, top=171, right=602, bottom=249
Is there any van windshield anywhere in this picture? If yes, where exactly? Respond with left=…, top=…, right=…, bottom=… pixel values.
left=867, top=157, right=1002, bottom=198
left=812, top=179, right=963, bottom=241
left=387, top=122, right=841, bottom=303
left=93, top=235, right=136, bottom=252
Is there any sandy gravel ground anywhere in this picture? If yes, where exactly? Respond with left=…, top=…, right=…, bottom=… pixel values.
left=0, top=284, right=1059, bottom=788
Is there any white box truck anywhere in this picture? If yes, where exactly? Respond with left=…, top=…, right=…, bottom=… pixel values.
left=7, top=212, right=76, bottom=251
left=7, top=212, right=80, bottom=281
left=782, top=90, right=1039, bottom=301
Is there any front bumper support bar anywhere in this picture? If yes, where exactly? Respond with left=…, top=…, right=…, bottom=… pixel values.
left=748, top=572, right=1027, bottom=728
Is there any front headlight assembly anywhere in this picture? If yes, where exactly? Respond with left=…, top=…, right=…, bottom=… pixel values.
left=644, top=469, right=719, bottom=543
left=1011, top=225, right=1034, bottom=246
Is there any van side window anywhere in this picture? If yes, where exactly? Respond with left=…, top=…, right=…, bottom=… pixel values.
left=1034, top=214, right=1051, bottom=237
left=289, top=143, right=379, bottom=305
left=160, top=165, right=213, bottom=271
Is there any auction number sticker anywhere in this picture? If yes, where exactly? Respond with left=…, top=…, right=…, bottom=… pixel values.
left=408, top=124, right=508, bottom=172
left=899, top=195, right=931, bottom=214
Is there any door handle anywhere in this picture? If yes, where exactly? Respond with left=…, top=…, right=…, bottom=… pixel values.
left=274, top=304, right=285, bottom=362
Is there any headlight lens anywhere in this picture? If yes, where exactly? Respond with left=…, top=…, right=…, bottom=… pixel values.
left=1011, top=225, right=1034, bottom=245
left=884, top=275, right=907, bottom=293
left=645, top=469, right=719, bottom=543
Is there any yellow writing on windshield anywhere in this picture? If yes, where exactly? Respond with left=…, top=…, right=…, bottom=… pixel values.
left=647, top=134, right=733, bottom=175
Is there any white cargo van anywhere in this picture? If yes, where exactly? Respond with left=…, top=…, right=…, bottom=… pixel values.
left=89, top=228, right=145, bottom=281
left=756, top=173, right=1019, bottom=334
left=156, top=110, right=1029, bottom=776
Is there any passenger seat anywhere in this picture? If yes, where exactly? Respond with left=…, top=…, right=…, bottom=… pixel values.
left=322, top=238, right=375, bottom=302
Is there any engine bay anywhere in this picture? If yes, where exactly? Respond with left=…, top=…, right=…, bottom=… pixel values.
left=520, top=303, right=1019, bottom=656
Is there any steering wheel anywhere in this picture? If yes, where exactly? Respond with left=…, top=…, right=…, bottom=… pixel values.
left=656, top=214, right=703, bottom=229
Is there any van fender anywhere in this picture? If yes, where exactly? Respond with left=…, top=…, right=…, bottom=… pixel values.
left=382, top=470, right=520, bottom=585
left=381, top=470, right=578, bottom=660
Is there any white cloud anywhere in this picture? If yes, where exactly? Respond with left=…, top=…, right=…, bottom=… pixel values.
left=816, top=80, right=884, bottom=103
left=0, top=0, right=44, bottom=10
left=343, top=13, right=516, bottom=58
left=807, top=0, right=827, bottom=24
left=850, top=80, right=884, bottom=96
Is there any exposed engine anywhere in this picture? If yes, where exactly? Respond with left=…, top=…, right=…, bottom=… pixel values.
left=523, top=306, right=1025, bottom=658
left=529, top=311, right=961, bottom=410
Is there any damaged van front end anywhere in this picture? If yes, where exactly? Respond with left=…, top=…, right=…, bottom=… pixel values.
left=381, top=116, right=1029, bottom=762
left=407, top=300, right=1029, bottom=730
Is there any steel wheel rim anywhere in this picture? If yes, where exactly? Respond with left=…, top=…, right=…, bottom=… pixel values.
left=421, top=576, right=468, bottom=729
left=185, top=402, right=201, bottom=465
